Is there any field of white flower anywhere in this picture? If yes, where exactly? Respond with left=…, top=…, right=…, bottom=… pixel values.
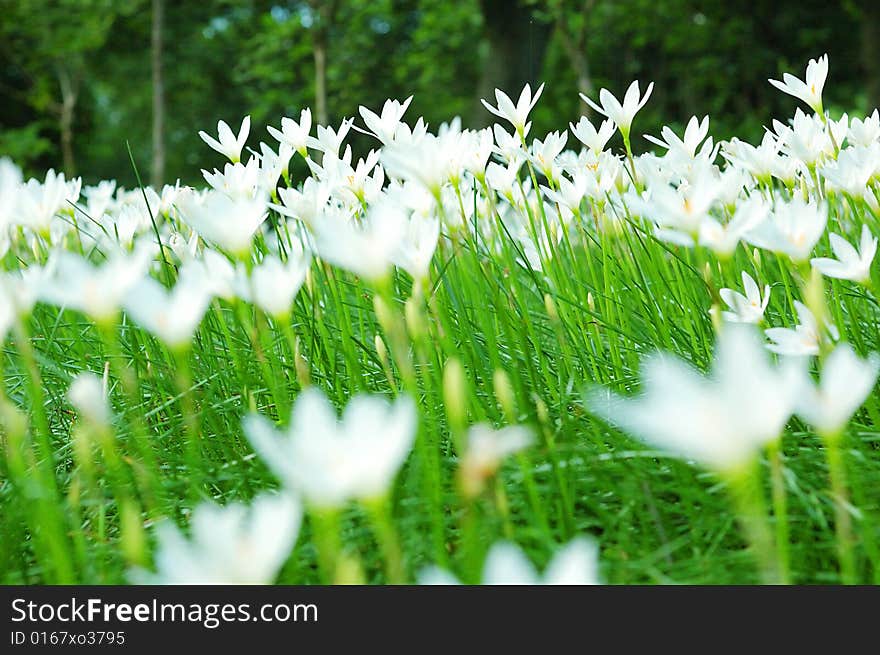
left=1, top=54, right=879, bottom=585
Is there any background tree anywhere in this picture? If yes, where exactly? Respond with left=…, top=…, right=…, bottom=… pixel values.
left=0, top=0, right=127, bottom=175
left=151, top=0, right=166, bottom=187
left=0, top=0, right=875, bottom=184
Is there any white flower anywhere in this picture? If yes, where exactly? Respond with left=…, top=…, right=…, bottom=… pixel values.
left=480, top=83, right=545, bottom=136
left=848, top=110, right=880, bottom=147
left=580, top=80, right=654, bottom=138
left=721, top=133, right=783, bottom=183
left=310, top=201, right=405, bottom=282
left=267, top=109, right=312, bottom=155
left=253, top=141, right=293, bottom=192
left=131, top=493, right=302, bottom=585
left=359, top=96, right=413, bottom=144
left=718, top=271, right=771, bottom=324
left=16, top=169, right=79, bottom=236
left=588, top=325, right=802, bottom=473
left=644, top=115, right=715, bottom=162
left=306, top=119, right=353, bottom=157
left=768, top=54, right=828, bottom=115
left=458, top=424, right=532, bottom=498
left=39, top=243, right=154, bottom=323
left=0, top=265, right=47, bottom=318
left=698, top=196, right=769, bottom=256
left=529, top=131, right=568, bottom=179
left=176, top=189, right=268, bottom=256
left=381, top=131, right=457, bottom=195
left=235, top=248, right=310, bottom=319
left=765, top=300, right=838, bottom=357
left=67, top=372, right=110, bottom=425
left=629, top=171, right=719, bottom=242
left=772, top=108, right=837, bottom=167
left=183, top=249, right=237, bottom=301
left=745, top=198, right=827, bottom=262
left=420, top=538, right=600, bottom=585
left=271, top=177, right=331, bottom=226
left=811, top=226, right=877, bottom=284
left=570, top=115, right=616, bottom=154
left=820, top=143, right=880, bottom=195
left=391, top=213, right=440, bottom=282
left=795, top=343, right=879, bottom=437
left=123, top=269, right=213, bottom=349
left=243, top=388, right=417, bottom=508
left=198, top=115, right=251, bottom=162
left=201, top=158, right=261, bottom=199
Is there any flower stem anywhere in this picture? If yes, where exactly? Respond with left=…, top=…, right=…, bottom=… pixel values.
left=824, top=435, right=856, bottom=584
left=766, top=440, right=791, bottom=583
left=726, top=462, right=781, bottom=584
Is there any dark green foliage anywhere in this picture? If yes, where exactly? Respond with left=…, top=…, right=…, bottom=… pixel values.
left=0, top=0, right=875, bottom=183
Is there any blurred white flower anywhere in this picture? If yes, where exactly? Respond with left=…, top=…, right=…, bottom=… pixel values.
left=795, top=343, right=879, bottom=437
left=0, top=157, right=23, bottom=230
left=131, top=493, right=301, bottom=584
left=718, top=271, right=770, bottom=324
left=243, top=388, right=416, bottom=508
left=271, top=177, right=331, bottom=226
left=765, top=300, right=838, bottom=357
left=820, top=143, right=880, bottom=196
left=39, top=242, right=154, bottom=323
left=391, top=212, right=440, bottom=283
left=588, top=325, right=802, bottom=473
left=698, top=196, right=768, bottom=256
left=182, top=249, right=237, bottom=301
left=458, top=424, right=532, bottom=498
left=381, top=131, right=458, bottom=195
left=420, top=538, right=600, bottom=585
left=745, top=198, right=827, bottom=262
left=310, top=201, right=405, bottom=282
left=810, top=225, right=877, bottom=284
left=235, top=247, right=311, bottom=319
left=773, top=108, right=837, bottom=167
left=198, top=115, right=251, bottom=162
left=768, top=54, right=828, bottom=115
left=123, top=268, right=213, bottom=349
left=176, top=189, right=268, bottom=256
left=67, top=372, right=110, bottom=425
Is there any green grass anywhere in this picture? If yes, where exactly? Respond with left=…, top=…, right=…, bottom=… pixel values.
left=2, top=163, right=880, bottom=585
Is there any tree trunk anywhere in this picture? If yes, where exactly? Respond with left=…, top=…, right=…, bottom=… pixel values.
left=313, top=28, right=328, bottom=126
left=57, top=67, right=77, bottom=176
left=555, top=19, right=592, bottom=99
left=473, top=0, right=551, bottom=128
left=861, top=1, right=880, bottom=112
left=308, top=0, right=337, bottom=127
left=151, top=0, right=166, bottom=188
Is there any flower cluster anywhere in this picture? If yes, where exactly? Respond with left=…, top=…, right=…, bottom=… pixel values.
left=2, top=53, right=878, bottom=585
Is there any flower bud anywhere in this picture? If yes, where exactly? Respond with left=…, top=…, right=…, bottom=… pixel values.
left=443, top=358, right=468, bottom=435
left=493, top=369, right=516, bottom=422
left=544, top=293, right=559, bottom=322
